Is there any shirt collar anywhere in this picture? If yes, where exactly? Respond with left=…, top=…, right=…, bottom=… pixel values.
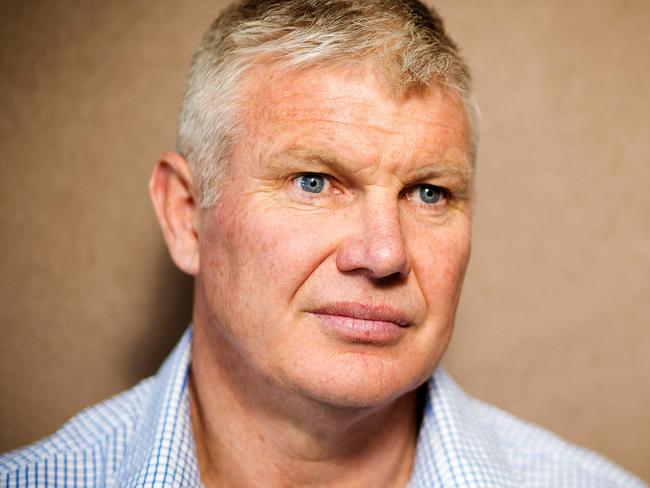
left=115, top=327, right=201, bottom=486
left=409, top=369, right=519, bottom=487
left=116, top=327, right=517, bottom=487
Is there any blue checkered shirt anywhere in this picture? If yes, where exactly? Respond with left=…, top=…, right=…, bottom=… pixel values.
left=1, top=328, right=646, bottom=487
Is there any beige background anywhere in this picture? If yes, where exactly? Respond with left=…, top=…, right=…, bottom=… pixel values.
left=1, top=0, right=648, bottom=481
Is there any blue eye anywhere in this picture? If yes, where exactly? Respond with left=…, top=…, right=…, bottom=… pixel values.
left=299, top=174, right=326, bottom=193
left=418, top=185, right=443, bottom=204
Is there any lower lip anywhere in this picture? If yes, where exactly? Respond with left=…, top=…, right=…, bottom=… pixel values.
left=311, top=313, right=406, bottom=344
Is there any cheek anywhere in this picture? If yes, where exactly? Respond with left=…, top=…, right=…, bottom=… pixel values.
left=411, top=221, right=471, bottom=307
left=201, top=200, right=337, bottom=319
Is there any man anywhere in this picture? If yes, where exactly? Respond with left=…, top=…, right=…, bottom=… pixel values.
left=1, top=1, right=645, bottom=486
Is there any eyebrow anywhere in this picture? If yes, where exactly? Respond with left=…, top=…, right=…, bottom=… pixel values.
left=406, top=160, right=471, bottom=184
left=266, top=147, right=351, bottom=175
left=266, top=145, right=471, bottom=185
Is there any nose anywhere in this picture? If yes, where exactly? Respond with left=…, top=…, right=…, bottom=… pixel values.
left=335, top=202, right=411, bottom=281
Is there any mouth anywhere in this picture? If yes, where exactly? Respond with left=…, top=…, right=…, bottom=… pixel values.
left=309, top=301, right=411, bottom=344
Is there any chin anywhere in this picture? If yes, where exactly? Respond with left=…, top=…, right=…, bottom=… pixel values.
left=285, top=350, right=432, bottom=409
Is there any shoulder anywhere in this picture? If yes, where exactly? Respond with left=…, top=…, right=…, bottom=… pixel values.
left=0, top=376, right=155, bottom=484
left=415, top=370, right=647, bottom=487
left=472, top=397, right=647, bottom=487
left=0, top=328, right=194, bottom=487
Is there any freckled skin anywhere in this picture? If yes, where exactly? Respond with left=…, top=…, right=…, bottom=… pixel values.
left=193, top=63, right=472, bottom=410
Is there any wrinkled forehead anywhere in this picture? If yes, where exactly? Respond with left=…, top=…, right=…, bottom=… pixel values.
left=237, top=60, right=469, bottom=145
left=233, top=61, right=471, bottom=173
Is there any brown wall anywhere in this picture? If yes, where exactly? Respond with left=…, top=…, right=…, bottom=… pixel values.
left=1, top=0, right=648, bottom=481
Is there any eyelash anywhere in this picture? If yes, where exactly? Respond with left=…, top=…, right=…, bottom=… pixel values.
left=292, top=173, right=334, bottom=195
left=291, top=173, right=451, bottom=207
left=402, top=184, right=450, bottom=206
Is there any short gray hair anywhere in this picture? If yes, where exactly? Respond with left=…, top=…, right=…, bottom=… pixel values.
left=177, top=0, right=478, bottom=207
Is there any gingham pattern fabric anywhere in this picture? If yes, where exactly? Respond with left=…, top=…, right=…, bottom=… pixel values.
left=1, top=328, right=646, bottom=487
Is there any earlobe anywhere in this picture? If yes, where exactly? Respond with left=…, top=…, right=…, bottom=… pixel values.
left=149, top=152, right=200, bottom=276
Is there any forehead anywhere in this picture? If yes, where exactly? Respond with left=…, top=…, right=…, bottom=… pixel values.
left=235, top=62, right=470, bottom=174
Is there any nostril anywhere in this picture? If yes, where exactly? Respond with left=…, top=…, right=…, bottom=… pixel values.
left=374, top=271, right=407, bottom=287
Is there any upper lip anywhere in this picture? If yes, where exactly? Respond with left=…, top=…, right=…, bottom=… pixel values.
left=310, top=301, right=411, bottom=327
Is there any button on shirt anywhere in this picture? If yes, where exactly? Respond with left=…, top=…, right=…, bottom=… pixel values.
left=1, top=328, right=646, bottom=487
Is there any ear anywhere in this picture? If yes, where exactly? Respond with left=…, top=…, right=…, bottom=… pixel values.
left=149, top=152, right=200, bottom=275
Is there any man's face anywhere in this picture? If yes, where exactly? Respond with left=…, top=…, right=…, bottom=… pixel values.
left=194, top=63, right=472, bottom=408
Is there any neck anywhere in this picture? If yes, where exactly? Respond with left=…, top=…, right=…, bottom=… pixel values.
left=189, top=325, right=421, bottom=488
